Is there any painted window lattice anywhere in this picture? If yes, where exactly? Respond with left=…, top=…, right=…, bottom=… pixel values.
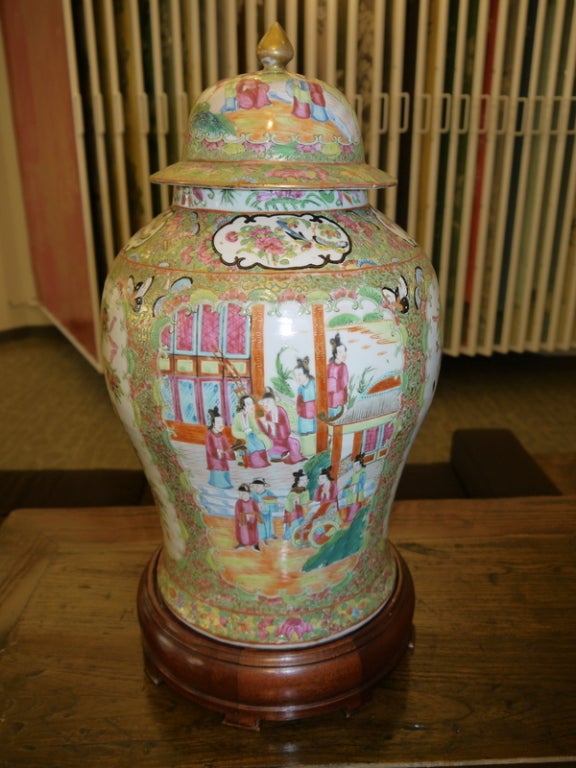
left=161, top=303, right=251, bottom=427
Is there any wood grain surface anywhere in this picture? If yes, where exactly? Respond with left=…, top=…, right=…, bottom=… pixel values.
left=1, top=498, right=575, bottom=767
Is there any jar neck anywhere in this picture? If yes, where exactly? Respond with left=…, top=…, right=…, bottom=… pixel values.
left=172, top=186, right=368, bottom=213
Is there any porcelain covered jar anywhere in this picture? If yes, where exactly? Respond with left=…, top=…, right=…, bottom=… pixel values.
left=101, top=25, right=441, bottom=651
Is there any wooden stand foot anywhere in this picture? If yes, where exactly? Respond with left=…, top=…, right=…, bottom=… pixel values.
left=137, top=544, right=414, bottom=728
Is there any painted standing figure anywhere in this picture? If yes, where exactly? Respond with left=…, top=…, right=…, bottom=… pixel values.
left=343, top=453, right=367, bottom=523
left=283, top=470, right=310, bottom=539
left=294, top=357, right=317, bottom=456
left=251, top=477, right=278, bottom=543
left=327, top=332, right=349, bottom=418
left=205, top=406, right=233, bottom=489
left=314, top=467, right=338, bottom=505
left=288, top=78, right=312, bottom=118
left=234, top=483, right=263, bottom=551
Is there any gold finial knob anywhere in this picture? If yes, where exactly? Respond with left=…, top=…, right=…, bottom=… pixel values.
left=257, top=22, right=294, bottom=70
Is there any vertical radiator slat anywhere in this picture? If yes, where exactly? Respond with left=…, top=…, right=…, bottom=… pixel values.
left=304, top=0, right=318, bottom=78
left=530, top=2, right=576, bottom=349
left=436, top=0, right=470, bottom=352
left=449, top=2, right=491, bottom=355
left=553, top=192, right=576, bottom=351
left=481, top=1, right=529, bottom=355
left=283, top=0, right=299, bottom=73
left=149, top=0, right=169, bottom=210
left=560, top=197, right=576, bottom=348
left=117, top=0, right=152, bottom=228
left=417, top=0, right=450, bottom=263
left=407, top=1, right=431, bottom=240
left=496, top=2, right=548, bottom=352
left=244, top=0, right=259, bottom=72
left=466, top=0, right=509, bottom=355
left=81, top=0, right=115, bottom=270
left=513, top=1, right=567, bottom=352
left=223, top=0, right=239, bottom=77
left=183, top=0, right=202, bottom=102
left=167, top=0, right=188, bottom=157
left=545, top=102, right=576, bottom=350
left=384, top=0, right=406, bottom=221
left=344, top=0, right=360, bottom=107
left=323, top=0, right=338, bottom=86
left=203, top=0, right=219, bottom=85
left=95, top=0, right=131, bottom=246
left=263, top=0, right=279, bottom=32
left=367, top=0, right=386, bottom=211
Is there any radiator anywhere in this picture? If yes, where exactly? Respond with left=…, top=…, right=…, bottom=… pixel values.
left=64, top=0, right=576, bottom=357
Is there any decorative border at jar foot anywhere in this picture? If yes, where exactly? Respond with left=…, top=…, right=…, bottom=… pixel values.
left=137, top=544, right=414, bottom=730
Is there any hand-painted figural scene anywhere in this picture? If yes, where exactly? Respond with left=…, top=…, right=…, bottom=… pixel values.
left=101, top=62, right=441, bottom=648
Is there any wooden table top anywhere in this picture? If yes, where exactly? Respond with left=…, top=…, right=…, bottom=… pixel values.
left=1, top=497, right=575, bottom=767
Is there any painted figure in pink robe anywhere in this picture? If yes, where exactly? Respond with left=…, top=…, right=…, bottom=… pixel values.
left=294, top=356, right=317, bottom=457
left=236, top=78, right=271, bottom=109
left=222, top=77, right=271, bottom=112
left=294, top=357, right=317, bottom=433
left=234, top=483, right=262, bottom=550
left=314, top=467, right=338, bottom=505
left=327, top=332, right=349, bottom=417
left=205, top=406, right=233, bottom=489
left=308, top=81, right=329, bottom=121
left=258, top=388, right=305, bottom=464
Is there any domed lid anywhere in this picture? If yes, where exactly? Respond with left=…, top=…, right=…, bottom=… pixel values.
left=151, top=23, right=394, bottom=190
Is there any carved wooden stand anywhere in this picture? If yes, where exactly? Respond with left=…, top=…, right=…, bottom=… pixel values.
left=137, top=546, right=414, bottom=730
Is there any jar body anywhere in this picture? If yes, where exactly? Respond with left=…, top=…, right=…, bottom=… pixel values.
left=101, top=189, right=440, bottom=647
